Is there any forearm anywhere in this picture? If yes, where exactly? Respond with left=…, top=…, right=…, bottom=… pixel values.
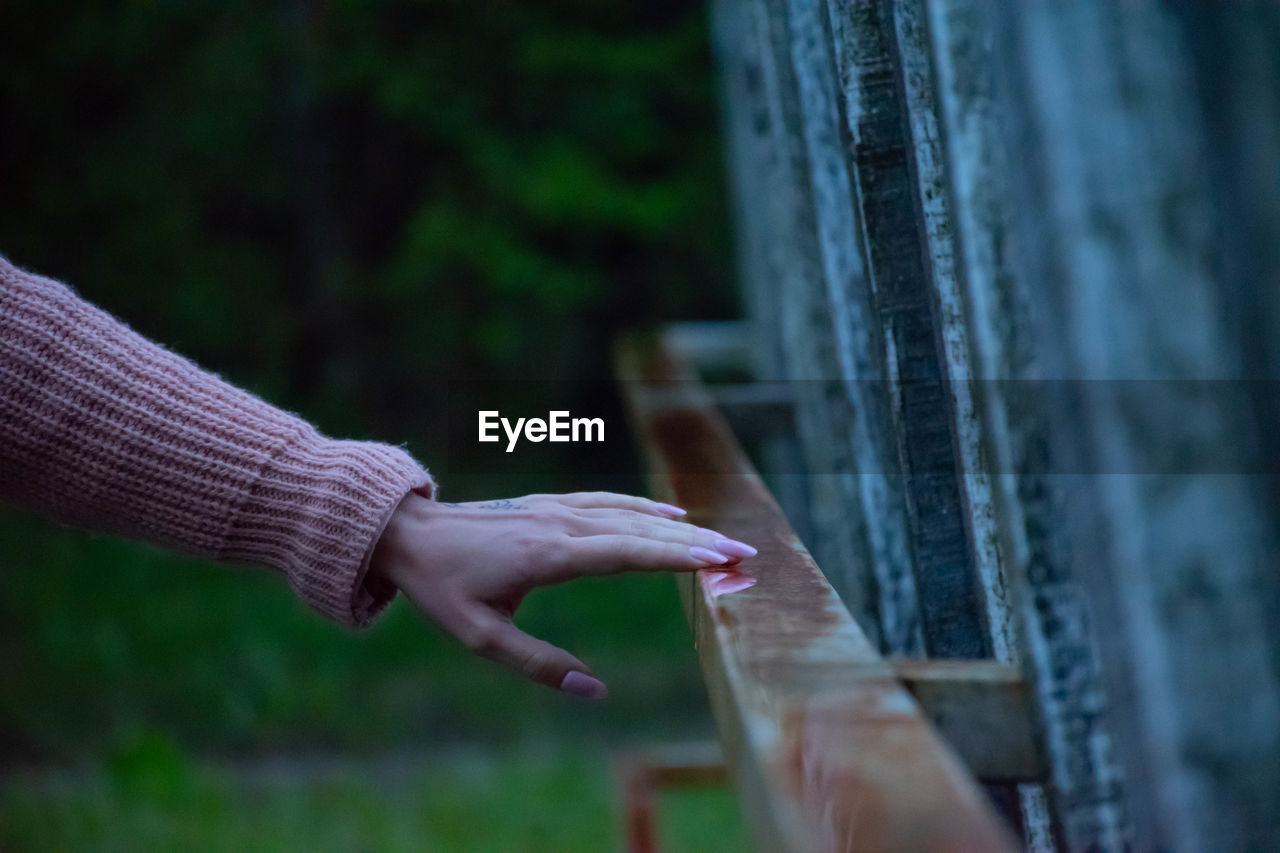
left=0, top=255, right=433, bottom=625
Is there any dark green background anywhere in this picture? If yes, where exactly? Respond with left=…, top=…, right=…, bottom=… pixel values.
left=0, top=2, right=747, bottom=849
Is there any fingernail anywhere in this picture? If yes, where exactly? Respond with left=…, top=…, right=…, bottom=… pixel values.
left=697, top=528, right=758, bottom=559
left=655, top=502, right=687, bottom=517
left=714, top=537, right=758, bottom=559
left=710, top=575, right=758, bottom=597
left=560, top=670, right=608, bottom=700
left=690, top=546, right=730, bottom=565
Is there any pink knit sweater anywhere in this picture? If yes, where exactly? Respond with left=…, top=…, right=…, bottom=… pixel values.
left=0, top=255, right=435, bottom=627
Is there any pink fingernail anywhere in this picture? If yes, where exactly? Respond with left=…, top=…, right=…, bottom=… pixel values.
left=714, top=537, right=758, bottom=559
left=656, top=502, right=687, bottom=517
left=690, top=546, right=730, bottom=565
left=710, top=575, right=758, bottom=597
left=560, top=670, right=608, bottom=700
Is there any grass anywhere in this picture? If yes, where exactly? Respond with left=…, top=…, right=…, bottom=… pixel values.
left=0, top=508, right=746, bottom=849
left=0, top=510, right=711, bottom=761
left=1, top=745, right=750, bottom=852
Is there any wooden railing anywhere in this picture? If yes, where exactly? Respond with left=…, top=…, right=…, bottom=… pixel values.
left=616, top=329, right=1026, bottom=853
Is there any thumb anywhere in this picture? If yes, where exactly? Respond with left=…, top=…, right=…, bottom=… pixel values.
left=469, top=616, right=609, bottom=700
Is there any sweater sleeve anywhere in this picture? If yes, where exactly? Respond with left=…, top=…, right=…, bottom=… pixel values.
left=0, top=255, right=435, bottom=627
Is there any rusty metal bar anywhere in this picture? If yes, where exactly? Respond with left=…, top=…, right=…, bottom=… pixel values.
left=619, top=742, right=730, bottom=853
left=615, top=332, right=1018, bottom=853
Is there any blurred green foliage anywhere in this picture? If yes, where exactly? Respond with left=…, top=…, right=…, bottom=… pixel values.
left=0, top=515, right=712, bottom=761
left=0, top=0, right=736, bottom=446
left=0, top=0, right=742, bottom=847
left=2, top=744, right=749, bottom=851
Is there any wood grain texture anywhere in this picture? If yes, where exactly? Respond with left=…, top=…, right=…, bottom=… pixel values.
left=616, top=334, right=1017, bottom=853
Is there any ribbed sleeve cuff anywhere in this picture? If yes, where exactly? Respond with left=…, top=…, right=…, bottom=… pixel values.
left=220, top=427, right=436, bottom=627
left=0, top=255, right=437, bottom=628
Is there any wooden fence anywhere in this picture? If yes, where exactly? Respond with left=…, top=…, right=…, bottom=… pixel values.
left=671, top=1, right=1280, bottom=849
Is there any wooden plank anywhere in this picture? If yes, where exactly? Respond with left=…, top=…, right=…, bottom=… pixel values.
left=959, top=5, right=1280, bottom=850
left=922, top=3, right=1132, bottom=848
left=712, top=0, right=926, bottom=654
left=615, top=332, right=1017, bottom=853
left=892, top=659, right=1047, bottom=783
left=822, top=0, right=989, bottom=659
left=886, top=0, right=1055, bottom=841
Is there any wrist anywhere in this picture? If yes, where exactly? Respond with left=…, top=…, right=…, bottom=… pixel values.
left=368, top=490, right=437, bottom=589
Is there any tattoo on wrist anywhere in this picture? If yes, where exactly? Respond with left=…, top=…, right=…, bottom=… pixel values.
left=474, top=499, right=527, bottom=510
left=443, top=499, right=529, bottom=511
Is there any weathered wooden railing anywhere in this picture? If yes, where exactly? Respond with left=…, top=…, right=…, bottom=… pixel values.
left=704, top=1, right=1280, bottom=849
left=616, top=330, right=1027, bottom=852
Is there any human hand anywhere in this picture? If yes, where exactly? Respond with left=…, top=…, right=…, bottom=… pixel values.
left=367, top=491, right=757, bottom=699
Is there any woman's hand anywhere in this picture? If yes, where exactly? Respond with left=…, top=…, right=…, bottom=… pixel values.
left=367, top=491, right=757, bottom=699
